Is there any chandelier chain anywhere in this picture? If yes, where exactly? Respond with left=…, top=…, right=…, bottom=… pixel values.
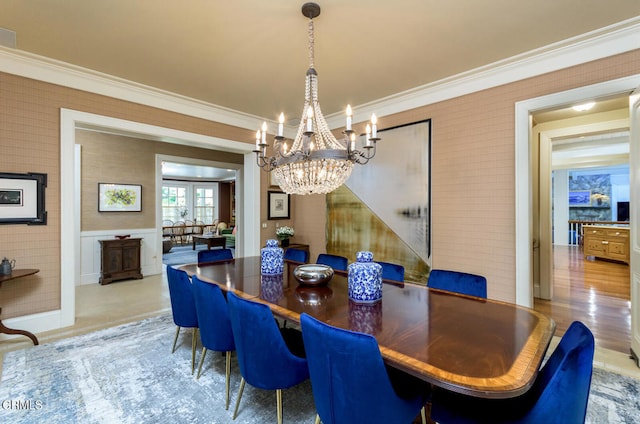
left=308, top=18, right=315, bottom=70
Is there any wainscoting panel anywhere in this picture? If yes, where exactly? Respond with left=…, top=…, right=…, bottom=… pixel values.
left=80, top=228, right=160, bottom=285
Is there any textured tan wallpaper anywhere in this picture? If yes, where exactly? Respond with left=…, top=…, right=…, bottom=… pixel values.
left=1, top=49, right=639, bottom=320
left=76, top=130, right=243, bottom=231
left=0, top=73, right=254, bottom=320
left=294, top=49, right=640, bottom=302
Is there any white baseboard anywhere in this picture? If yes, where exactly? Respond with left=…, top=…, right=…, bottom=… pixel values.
left=0, top=309, right=67, bottom=342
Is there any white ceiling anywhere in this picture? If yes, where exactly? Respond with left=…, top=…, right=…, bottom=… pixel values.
left=162, top=161, right=236, bottom=181
left=1, top=1, right=638, bottom=123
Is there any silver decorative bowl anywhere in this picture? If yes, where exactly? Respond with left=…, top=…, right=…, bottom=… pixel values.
left=293, top=264, right=334, bottom=286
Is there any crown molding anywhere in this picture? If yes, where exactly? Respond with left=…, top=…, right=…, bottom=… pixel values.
left=0, top=46, right=266, bottom=132
left=326, top=16, right=640, bottom=128
left=1, top=16, right=639, bottom=133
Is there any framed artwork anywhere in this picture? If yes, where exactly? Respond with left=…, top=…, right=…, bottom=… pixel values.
left=99, top=183, right=142, bottom=212
left=327, top=119, right=431, bottom=282
left=267, top=191, right=290, bottom=220
left=0, top=172, right=47, bottom=225
left=569, top=190, right=591, bottom=207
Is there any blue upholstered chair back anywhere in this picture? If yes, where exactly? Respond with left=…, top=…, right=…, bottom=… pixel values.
left=431, top=321, right=595, bottom=424
left=524, top=321, right=594, bottom=423
left=427, top=269, right=487, bottom=298
left=316, top=253, right=349, bottom=271
left=191, top=275, right=235, bottom=353
left=197, top=248, right=234, bottom=265
left=284, top=248, right=309, bottom=264
left=166, top=266, right=198, bottom=328
left=227, top=292, right=309, bottom=390
left=301, top=313, right=428, bottom=424
left=377, top=261, right=405, bottom=282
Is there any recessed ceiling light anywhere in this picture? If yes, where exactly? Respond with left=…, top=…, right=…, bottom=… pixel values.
left=572, top=102, right=595, bottom=112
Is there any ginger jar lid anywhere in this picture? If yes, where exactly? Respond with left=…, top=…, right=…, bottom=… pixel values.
left=356, top=251, right=374, bottom=262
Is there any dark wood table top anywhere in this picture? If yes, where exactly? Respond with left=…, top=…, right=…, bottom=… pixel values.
left=179, top=257, right=555, bottom=399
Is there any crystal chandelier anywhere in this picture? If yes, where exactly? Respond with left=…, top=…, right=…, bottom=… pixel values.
left=254, top=2, right=380, bottom=195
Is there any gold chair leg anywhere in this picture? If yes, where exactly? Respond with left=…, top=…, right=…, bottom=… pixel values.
left=196, top=347, right=208, bottom=379
left=225, top=351, right=232, bottom=410
left=233, top=377, right=246, bottom=420
left=191, top=328, right=198, bottom=374
left=315, top=413, right=321, bottom=424
left=171, top=326, right=180, bottom=353
left=421, top=406, right=426, bottom=424
left=276, top=389, right=283, bottom=424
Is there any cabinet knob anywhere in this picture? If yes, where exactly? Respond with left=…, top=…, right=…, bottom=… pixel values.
left=602, top=241, right=609, bottom=245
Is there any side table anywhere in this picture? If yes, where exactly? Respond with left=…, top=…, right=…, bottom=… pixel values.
left=0, top=268, right=40, bottom=345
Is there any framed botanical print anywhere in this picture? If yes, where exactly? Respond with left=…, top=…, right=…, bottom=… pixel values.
left=267, top=191, right=290, bottom=220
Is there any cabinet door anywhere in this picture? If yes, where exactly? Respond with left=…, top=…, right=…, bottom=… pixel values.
left=105, top=247, right=123, bottom=273
left=608, top=241, right=628, bottom=261
left=584, top=238, right=605, bottom=255
left=122, top=245, right=141, bottom=271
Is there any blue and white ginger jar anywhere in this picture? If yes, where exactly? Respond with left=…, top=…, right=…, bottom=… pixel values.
left=348, top=251, right=382, bottom=303
left=261, top=239, right=284, bottom=275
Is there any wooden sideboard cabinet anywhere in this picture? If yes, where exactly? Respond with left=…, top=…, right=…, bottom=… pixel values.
left=583, top=225, right=629, bottom=264
left=99, top=238, right=144, bottom=285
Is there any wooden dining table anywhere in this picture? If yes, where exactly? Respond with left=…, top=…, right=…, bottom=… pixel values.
left=179, top=257, right=555, bottom=399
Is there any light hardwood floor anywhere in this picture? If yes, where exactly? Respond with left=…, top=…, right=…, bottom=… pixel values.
left=534, top=245, right=631, bottom=353
left=534, top=244, right=640, bottom=379
left=1, top=260, right=639, bottom=380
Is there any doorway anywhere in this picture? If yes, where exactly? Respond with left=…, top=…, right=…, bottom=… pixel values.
left=531, top=95, right=631, bottom=352
left=515, top=75, right=640, bottom=349
left=60, top=109, right=261, bottom=330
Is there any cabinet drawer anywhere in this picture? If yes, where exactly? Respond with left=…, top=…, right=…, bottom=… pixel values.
left=605, top=228, right=629, bottom=239
left=584, top=227, right=606, bottom=236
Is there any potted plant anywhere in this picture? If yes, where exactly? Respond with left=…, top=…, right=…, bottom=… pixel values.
left=276, top=226, right=294, bottom=247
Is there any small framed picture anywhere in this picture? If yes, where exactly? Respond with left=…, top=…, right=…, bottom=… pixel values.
left=568, top=190, right=591, bottom=207
left=0, top=172, right=47, bottom=225
left=99, top=183, right=142, bottom=212
left=268, top=191, right=290, bottom=220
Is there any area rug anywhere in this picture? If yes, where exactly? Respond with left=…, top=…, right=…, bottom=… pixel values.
left=0, top=315, right=315, bottom=423
left=1, top=315, right=639, bottom=423
left=162, top=244, right=205, bottom=266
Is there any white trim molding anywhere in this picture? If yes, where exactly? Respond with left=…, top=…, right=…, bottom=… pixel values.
left=1, top=17, right=639, bottom=132
left=57, top=109, right=260, bottom=334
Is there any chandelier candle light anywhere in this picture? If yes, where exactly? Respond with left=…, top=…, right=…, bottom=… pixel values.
left=253, top=2, right=381, bottom=195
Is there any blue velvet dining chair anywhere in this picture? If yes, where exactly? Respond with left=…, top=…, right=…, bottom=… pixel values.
left=283, top=247, right=309, bottom=264
left=378, top=261, right=405, bottom=282
left=226, top=292, right=309, bottom=424
left=166, top=266, right=199, bottom=374
left=197, top=248, right=233, bottom=265
left=316, top=253, right=349, bottom=271
left=191, top=275, right=236, bottom=409
left=427, top=269, right=487, bottom=298
left=300, top=313, right=428, bottom=424
left=431, top=320, right=595, bottom=424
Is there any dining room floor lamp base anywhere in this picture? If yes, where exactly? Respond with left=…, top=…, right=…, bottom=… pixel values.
left=253, top=2, right=382, bottom=195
